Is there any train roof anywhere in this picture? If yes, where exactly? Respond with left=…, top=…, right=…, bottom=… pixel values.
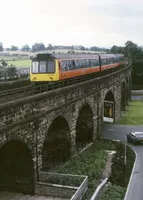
left=32, top=53, right=124, bottom=60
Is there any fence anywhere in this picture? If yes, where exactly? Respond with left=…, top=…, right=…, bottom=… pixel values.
left=35, top=171, right=88, bottom=199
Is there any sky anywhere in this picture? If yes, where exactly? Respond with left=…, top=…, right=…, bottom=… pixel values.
left=1, top=0, right=143, bottom=48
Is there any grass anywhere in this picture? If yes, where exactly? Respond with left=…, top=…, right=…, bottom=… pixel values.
left=57, top=141, right=108, bottom=189
left=55, top=139, right=135, bottom=199
left=97, top=184, right=126, bottom=200
left=119, top=101, right=143, bottom=125
left=7, top=59, right=31, bottom=67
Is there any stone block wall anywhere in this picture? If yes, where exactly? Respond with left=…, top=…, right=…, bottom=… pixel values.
left=0, top=64, right=132, bottom=188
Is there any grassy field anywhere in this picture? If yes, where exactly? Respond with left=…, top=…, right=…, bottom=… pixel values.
left=119, top=101, right=143, bottom=125
left=7, top=59, right=31, bottom=67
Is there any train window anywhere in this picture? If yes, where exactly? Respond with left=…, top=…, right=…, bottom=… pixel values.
left=68, top=60, right=75, bottom=70
left=104, top=59, right=107, bottom=65
left=47, top=61, right=55, bottom=73
left=110, top=58, right=113, bottom=64
left=92, top=59, right=95, bottom=67
left=31, top=61, right=38, bottom=73
left=100, top=59, right=104, bottom=65
left=95, top=59, right=99, bottom=66
left=64, top=60, right=69, bottom=71
left=80, top=59, right=84, bottom=68
left=106, top=58, right=111, bottom=65
left=62, top=60, right=67, bottom=71
left=112, top=58, right=115, bottom=63
left=93, top=59, right=99, bottom=66
left=92, top=59, right=95, bottom=66
left=79, top=60, right=83, bottom=68
left=101, top=59, right=107, bottom=65
left=39, top=61, right=46, bottom=73
left=89, top=59, right=93, bottom=67
left=74, top=60, right=80, bottom=69
left=84, top=59, right=89, bottom=68
left=88, top=59, right=92, bottom=67
left=80, top=59, right=85, bottom=67
left=66, top=60, right=72, bottom=70
left=63, top=60, right=69, bottom=71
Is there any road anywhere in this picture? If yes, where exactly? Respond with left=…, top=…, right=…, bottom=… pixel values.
left=131, top=95, right=143, bottom=100
left=131, top=90, right=143, bottom=101
left=101, top=123, right=143, bottom=200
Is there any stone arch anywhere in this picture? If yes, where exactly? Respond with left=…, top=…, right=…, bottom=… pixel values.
left=121, top=82, right=126, bottom=111
left=76, top=103, right=93, bottom=151
left=103, top=90, right=115, bottom=123
left=0, top=140, right=34, bottom=194
left=126, top=77, right=129, bottom=105
left=128, top=74, right=132, bottom=101
left=42, top=116, right=71, bottom=171
left=104, top=90, right=115, bottom=102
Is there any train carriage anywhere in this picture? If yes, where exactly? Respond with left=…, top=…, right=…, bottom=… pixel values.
left=30, top=53, right=126, bottom=82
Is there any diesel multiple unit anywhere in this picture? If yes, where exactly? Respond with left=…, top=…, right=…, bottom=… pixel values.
left=30, top=53, right=126, bottom=82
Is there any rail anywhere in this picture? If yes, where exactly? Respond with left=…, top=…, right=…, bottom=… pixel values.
left=0, top=85, right=33, bottom=104
left=0, top=63, right=131, bottom=109
left=0, top=63, right=131, bottom=104
left=0, top=64, right=131, bottom=134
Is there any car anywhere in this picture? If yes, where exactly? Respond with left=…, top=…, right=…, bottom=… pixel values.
left=127, top=132, right=143, bottom=145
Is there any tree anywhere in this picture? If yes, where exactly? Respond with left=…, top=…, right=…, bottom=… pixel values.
left=110, top=45, right=124, bottom=54
left=109, top=41, right=143, bottom=89
left=124, top=41, right=143, bottom=88
left=5, top=48, right=10, bottom=51
left=11, top=45, right=18, bottom=51
left=46, top=43, right=53, bottom=50
left=80, top=45, right=85, bottom=50
left=124, top=41, right=143, bottom=60
left=0, top=43, right=3, bottom=52
left=32, top=43, right=45, bottom=52
left=21, top=45, right=30, bottom=52
left=2, top=60, right=7, bottom=67
left=90, top=46, right=98, bottom=51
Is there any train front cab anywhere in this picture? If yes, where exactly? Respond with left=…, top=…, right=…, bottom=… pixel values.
left=30, top=59, right=59, bottom=82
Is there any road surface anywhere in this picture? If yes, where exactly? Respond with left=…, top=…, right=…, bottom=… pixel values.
left=101, top=123, right=143, bottom=200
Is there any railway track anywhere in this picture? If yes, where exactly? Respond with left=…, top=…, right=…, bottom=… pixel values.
left=0, top=64, right=128, bottom=104
left=0, top=85, right=33, bottom=104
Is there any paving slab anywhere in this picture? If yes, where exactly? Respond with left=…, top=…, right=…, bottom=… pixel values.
left=0, top=192, right=69, bottom=200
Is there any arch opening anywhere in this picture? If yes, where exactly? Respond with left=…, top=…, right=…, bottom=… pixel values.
left=76, top=104, right=93, bottom=152
left=42, top=116, right=71, bottom=171
left=103, top=91, right=115, bottom=123
left=0, top=140, right=34, bottom=194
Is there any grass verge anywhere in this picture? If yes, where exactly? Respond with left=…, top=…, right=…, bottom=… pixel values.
left=119, top=101, right=143, bottom=125
left=97, top=184, right=126, bottom=200
left=97, top=140, right=135, bottom=200
left=55, top=139, right=135, bottom=200
left=57, top=141, right=108, bottom=189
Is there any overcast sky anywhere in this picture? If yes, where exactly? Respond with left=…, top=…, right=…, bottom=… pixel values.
left=1, top=0, right=143, bottom=48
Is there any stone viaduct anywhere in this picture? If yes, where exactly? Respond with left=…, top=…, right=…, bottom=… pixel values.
left=0, top=64, right=131, bottom=194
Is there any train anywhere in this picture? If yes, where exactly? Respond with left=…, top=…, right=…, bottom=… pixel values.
left=30, top=53, right=127, bottom=83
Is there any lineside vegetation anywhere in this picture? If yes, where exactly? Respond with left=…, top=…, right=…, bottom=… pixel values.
left=55, top=139, right=135, bottom=200
left=120, top=101, right=143, bottom=125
